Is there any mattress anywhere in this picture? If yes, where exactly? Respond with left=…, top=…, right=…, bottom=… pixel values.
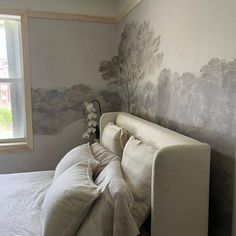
left=0, top=170, right=54, bottom=236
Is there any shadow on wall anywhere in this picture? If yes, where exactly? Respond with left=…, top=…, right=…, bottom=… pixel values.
left=32, top=84, right=122, bottom=135
left=99, top=20, right=236, bottom=236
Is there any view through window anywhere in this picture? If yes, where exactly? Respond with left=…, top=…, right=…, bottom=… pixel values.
left=0, top=15, right=26, bottom=142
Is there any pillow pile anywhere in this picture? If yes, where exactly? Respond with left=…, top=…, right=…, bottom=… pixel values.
left=101, top=122, right=129, bottom=156
left=42, top=124, right=155, bottom=235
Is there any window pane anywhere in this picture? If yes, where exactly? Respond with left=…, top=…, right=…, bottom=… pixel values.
left=10, top=81, right=25, bottom=139
left=0, top=82, right=25, bottom=140
left=0, top=22, right=9, bottom=78
left=0, top=83, right=13, bottom=139
left=0, top=18, right=22, bottom=79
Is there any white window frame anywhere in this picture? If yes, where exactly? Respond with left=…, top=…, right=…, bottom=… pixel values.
left=0, top=10, right=33, bottom=152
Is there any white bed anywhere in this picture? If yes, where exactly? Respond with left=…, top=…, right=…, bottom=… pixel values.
left=0, top=112, right=210, bottom=236
left=100, top=112, right=211, bottom=236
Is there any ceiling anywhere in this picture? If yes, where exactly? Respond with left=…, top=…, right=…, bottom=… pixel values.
left=0, top=0, right=134, bottom=17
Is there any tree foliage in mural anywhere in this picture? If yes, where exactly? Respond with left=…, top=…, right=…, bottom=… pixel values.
left=99, top=21, right=163, bottom=112
left=155, top=58, right=236, bottom=153
left=131, top=58, right=236, bottom=156
left=32, top=84, right=121, bottom=135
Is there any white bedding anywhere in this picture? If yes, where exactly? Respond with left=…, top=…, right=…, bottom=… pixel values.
left=0, top=171, right=54, bottom=236
left=0, top=144, right=139, bottom=236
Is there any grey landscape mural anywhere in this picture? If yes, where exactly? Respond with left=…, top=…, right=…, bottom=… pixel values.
left=100, top=21, right=236, bottom=235
left=99, top=21, right=163, bottom=112
left=32, top=84, right=121, bottom=135
left=133, top=58, right=236, bottom=235
left=133, top=57, right=236, bottom=156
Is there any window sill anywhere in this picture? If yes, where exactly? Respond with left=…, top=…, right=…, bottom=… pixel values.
left=0, top=142, right=33, bottom=153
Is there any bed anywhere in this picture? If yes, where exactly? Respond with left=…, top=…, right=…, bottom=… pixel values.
left=0, top=112, right=210, bottom=236
left=100, top=112, right=211, bottom=236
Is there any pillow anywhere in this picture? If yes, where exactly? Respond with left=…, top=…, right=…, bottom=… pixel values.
left=90, top=142, right=120, bottom=178
left=54, top=143, right=98, bottom=178
left=42, top=161, right=100, bottom=236
left=77, top=160, right=139, bottom=236
left=76, top=186, right=114, bottom=236
left=121, top=136, right=157, bottom=227
left=101, top=122, right=129, bottom=156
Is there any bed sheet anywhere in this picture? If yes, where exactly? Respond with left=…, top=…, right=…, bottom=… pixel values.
left=0, top=171, right=54, bottom=236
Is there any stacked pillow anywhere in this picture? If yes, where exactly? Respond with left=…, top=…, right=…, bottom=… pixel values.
left=121, top=136, right=157, bottom=227
left=43, top=161, right=100, bottom=236
left=90, top=142, right=120, bottom=178
left=54, top=143, right=98, bottom=178
left=42, top=143, right=100, bottom=236
left=95, top=160, right=139, bottom=236
left=101, top=123, right=157, bottom=228
left=77, top=159, right=139, bottom=236
left=101, top=122, right=129, bottom=156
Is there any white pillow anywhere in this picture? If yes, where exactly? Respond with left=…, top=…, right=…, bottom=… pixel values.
left=54, top=143, right=98, bottom=178
left=77, top=160, right=139, bottom=236
left=43, top=161, right=100, bottom=236
left=101, top=122, right=129, bottom=156
left=90, top=142, right=120, bottom=178
left=121, top=136, right=157, bottom=227
left=76, top=186, right=114, bottom=236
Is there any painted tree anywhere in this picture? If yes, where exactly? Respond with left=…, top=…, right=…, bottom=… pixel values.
left=99, top=21, right=163, bottom=112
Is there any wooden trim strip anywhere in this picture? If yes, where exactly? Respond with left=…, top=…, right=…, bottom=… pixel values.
left=0, top=8, right=23, bottom=16
left=27, top=10, right=117, bottom=24
left=0, top=8, right=116, bottom=23
left=0, top=142, right=32, bottom=153
left=21, top=12, right=34, bottom=151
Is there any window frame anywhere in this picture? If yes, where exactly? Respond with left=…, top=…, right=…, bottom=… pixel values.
left=0, top=10, right=33, bottom=152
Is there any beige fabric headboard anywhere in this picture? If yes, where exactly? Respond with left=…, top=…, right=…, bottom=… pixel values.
left=100, top=112, right=211, bottom=236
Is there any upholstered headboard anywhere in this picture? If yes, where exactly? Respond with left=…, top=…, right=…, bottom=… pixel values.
left=100, top=112, right=211, bottom=236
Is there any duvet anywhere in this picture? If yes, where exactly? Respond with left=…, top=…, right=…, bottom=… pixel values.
left=0, top=171, right=54, bottom=236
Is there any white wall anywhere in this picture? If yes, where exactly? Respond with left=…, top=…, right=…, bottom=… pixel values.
left=0, top=0, right=117, bottom=16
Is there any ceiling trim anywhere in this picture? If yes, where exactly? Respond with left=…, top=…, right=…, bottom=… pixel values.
left=0, top=8, right=23, bottom=16
left=27, top=10, right=116, bottom=24
left=0, top=0, right=142, bottom=24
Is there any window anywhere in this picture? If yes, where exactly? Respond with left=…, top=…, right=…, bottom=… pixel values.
left=0, top=12, right=33, bottom=152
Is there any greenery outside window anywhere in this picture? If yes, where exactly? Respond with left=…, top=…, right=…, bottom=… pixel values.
left=0, top=12, right=33, bottom=152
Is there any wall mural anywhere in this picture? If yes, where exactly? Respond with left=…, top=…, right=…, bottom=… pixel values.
left=99, top=21, right=163, bottom=112
left=133, top=58, right=236, bottom=235
left=133, top=58, right=236, bottom=154
left=32, top=84, right=121, bottom=135
left=100, top=21, right=236, bottom=235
